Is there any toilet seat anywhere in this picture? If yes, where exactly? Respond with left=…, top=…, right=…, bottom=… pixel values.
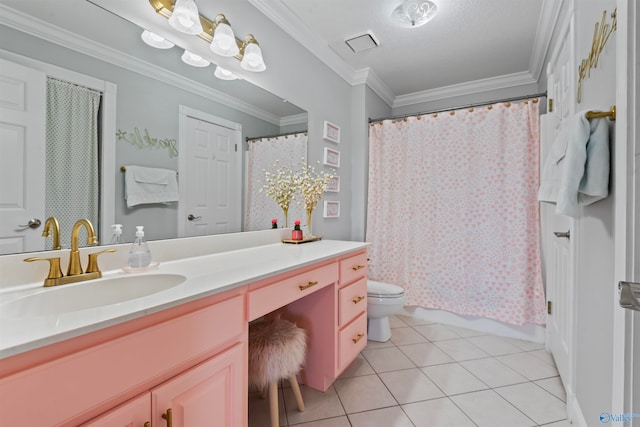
left=367, top=281, right=405, bottom=298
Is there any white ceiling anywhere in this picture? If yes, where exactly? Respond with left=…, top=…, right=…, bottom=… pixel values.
left=250, top=0, right=561, bottom=107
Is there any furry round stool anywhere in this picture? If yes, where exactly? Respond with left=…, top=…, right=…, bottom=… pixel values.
left=248, top=318, right=306, bottom=427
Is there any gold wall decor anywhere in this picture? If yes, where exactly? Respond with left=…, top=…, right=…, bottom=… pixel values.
left=117, top=128, right=178, bottom=158
left=577, top=9, right=617, bottom=103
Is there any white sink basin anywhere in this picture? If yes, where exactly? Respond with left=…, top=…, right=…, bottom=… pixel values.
left=0, top=274, right=186, bottom=318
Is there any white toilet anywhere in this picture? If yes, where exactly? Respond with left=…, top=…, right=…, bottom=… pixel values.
left=367, top=281, right=407, bottom=342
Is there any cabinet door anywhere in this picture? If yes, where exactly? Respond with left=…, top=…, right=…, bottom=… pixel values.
left=152, top=343, right=245, bottom=427
left=80, top=393, right=150, bottom=427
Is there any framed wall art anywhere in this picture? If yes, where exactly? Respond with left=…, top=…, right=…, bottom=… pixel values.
left=323, top=147, right=340, bottom=168
left=323, top=121, right=340, bottom=143
left=325, top=175, right=340, bottom=193
left=323, top=200, right=340, bottom=218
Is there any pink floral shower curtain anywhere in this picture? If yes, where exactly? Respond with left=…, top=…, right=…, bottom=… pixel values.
left=366, top=100, right=546, bottom=325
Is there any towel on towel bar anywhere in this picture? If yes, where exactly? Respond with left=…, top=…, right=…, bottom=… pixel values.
left=124, top=165, right=179, bottom=208
left=538, top=111, right=610, bottom=217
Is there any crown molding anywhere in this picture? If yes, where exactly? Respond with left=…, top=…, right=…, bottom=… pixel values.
left=392, top=71, right=538, bottom=108
left=0, top=4, right=283, bottom=126
left=280, top=112, right=308, bottom=127
left=529, top=0, right=564, bottom=82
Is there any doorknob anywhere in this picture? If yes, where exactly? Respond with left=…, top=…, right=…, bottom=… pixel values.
left=16, top=218, right=42, bottom=230
left=187, top=214, right=202, bottom=222
left=619, top=281, right=640, bottom=311
left=553, top=230, right=570, bottom=239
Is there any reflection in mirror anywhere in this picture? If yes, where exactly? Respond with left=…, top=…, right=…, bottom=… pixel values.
left=0, top=1, right=307, bottom=255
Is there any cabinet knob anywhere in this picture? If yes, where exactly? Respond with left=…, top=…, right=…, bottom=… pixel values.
left=352, top=296, right=365, bottom=304
left=352, top=265, right=366, bottom=271
left=162, top=408, right=173, bottom=427
left=144, top=422, right=151, bottom=427
left=352, top=333, right=365, bottom=344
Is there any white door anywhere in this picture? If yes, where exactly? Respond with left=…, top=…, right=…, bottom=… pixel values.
left=179, top=109, right=241, bottom=237
left=542, top=12, right=576, bottom=415
left=0, top=58, right=46, bottom=254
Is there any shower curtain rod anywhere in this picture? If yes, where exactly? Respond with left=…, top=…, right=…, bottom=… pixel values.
left=368, top=92, right=547, bottom=123
left=246, top=129, right=308, bottom=142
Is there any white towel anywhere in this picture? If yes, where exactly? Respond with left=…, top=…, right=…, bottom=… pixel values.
left=124, top=165, right=179, bottom=208
left=538, top=111, right=610, bottom=217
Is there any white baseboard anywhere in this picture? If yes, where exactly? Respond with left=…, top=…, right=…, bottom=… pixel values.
left=401, top=306, right=546, bottom=343
left=568, top=392, right=588, bottom=427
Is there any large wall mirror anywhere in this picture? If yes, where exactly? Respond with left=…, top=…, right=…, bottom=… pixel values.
left=0, top=0, right=308, bottom=255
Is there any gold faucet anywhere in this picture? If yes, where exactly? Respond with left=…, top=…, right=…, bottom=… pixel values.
left=68, top=219, right=98, bottom=276
left=42, top=217, right=61, bottom=250
left=24, top=218, right=115, bottom=287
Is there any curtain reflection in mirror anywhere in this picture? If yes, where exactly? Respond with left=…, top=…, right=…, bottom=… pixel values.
left=45, top=78, right=101, bottom=249
left=245, top=132, right=307, bottom=231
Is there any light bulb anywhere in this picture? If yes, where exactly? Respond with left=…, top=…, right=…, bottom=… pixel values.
left=168, top=0, right=203, bottom=35
left=240, top=42, right=266, bottom=72
left=210, top=22, right=239, bottom=57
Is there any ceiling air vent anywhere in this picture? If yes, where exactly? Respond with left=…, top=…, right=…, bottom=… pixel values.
left=345, top=32, right=379, bottom=53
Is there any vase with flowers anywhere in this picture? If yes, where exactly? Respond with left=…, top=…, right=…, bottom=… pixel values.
left=295, top=160, right=334, bottom=237
left=260, top=161, right=297, bottom=228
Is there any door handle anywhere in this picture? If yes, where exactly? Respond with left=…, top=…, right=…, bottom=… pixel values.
left=553, top=230, right=570, bottom=239
left=187, top=214, right=202, bottom=222
left=16, top=218, right=42, bottom=231
left=618, top=281, right=640, bottom=311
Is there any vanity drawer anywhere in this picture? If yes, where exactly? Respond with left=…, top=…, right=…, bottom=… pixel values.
left=338, top=277, right=367, bottom=327
left=338, top=312, right=367, bottom=372
left=339, top=251, right=368, bottom=286
left=248, top=263, right=339, bottom=321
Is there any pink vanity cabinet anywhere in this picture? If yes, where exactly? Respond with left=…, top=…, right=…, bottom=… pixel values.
left=0, top=286, right=248, bottom=427
left=0, top=246, right=368, bottom=426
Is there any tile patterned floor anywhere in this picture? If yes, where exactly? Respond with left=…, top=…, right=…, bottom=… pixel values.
left=248, top=312, right=570, bottom=427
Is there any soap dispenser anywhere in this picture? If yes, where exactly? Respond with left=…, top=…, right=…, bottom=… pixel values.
left=128, top=226, right=151, bottom=268
left=110, top=224, right=123, bottom=244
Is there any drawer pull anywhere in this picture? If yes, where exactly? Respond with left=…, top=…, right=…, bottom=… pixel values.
left=352, top=295, right=366, bottom=304
left=352, top=333, right=365, bottom=344
left=144, top=423, right=151, bottom=427
left=299, top=281, right=318, bottom=291
left=352, top=265, right=366, bottom=271
left=162, top=408, right=173, bottom=427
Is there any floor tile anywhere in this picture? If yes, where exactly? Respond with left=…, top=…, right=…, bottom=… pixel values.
left=362, top=346, right=415, bottom=372
left=402, top=397, right=476, bottom=427
left=450, top=389, right=537, bottom=427
left=445, top=325, right=487, bottom=338
left=529, top=349, right=557, bottom=367
left=535, top=376, right=567, bottom=402
left=413, top=324, right=461, bottom=341
left=378, top=368, right=445, bottom=404
left=496, top=382, right=567, bottom=425
left=390, top=326, right=429, bottom=346
left=289, top=416, right=351, bottom=426
left=505, top=337, right=546, bottom=352
left=467, top=335, right=524, bottom=356
left=421, top=363, right=488, bottom=395
left=434, top=338, right=490, bottom=361
left=333, top=374, right=397, bottom=414
left=364, top=339, right=396, bottom=350
left=282, top=385, right=345, bottom=425
left=460, top=357, right=528, bottom=388
left=338, top=354, right=375, bottom=379
left=398, top=342, right=454, bottom=367
left=541, top=420, right=572, bottom=426
left=348, top=406, right=414, bottom=427
left=497, top=352, right=559, bottom=380
left=396, top=309, right=435, bottom=326
left=389, top=315, right=409, bottom=328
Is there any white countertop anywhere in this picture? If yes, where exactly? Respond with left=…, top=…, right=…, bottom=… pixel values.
left=0, top=240, right=368, bottom=359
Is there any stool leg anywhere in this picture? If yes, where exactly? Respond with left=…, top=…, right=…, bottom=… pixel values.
left=268, top=381, right=279, bottom=427
left=288, top=375, right=305, bottom=412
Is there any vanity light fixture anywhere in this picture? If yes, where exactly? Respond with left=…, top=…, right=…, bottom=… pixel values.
left=392, top=0, right=438, bottom=27
left=181, top=50, right=210, bottom=67
left=214, top=66, right=240, bottom=80
left=210, top=14, right=240, bottom=57
left=148, top=0, right=266, bottom=72
left=141, top=30, right=175, bottom=49
left=168, top=0, right=203, bottom=34
left=240, top=35, right=266, bottom=72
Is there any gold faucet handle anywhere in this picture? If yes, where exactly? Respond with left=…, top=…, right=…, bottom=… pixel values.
left=86, top=249, right=116, bottom=274
left=24, top=257, right=64, bottom=281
